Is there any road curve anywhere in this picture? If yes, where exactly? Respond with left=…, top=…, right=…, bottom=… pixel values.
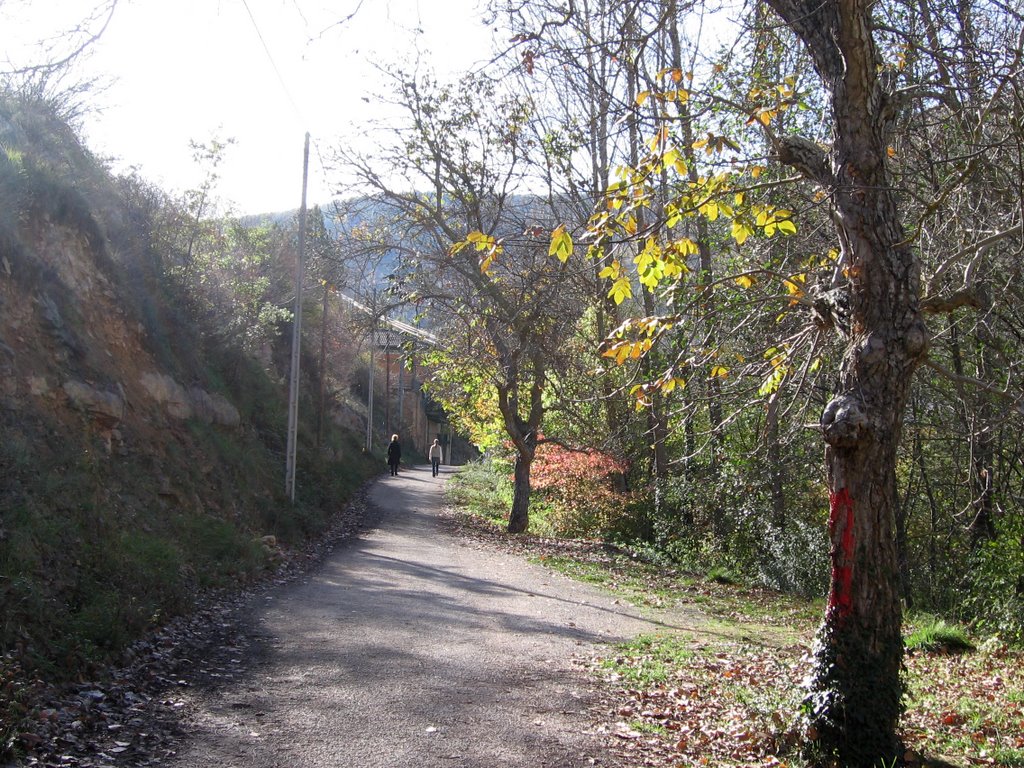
left=166, top=465, right=659, bottom=767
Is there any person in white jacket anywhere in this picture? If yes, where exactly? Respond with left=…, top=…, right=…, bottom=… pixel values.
left=428, top=438, right=443, bottom=477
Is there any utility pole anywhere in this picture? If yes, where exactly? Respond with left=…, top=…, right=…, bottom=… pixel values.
left=397, top=348, right=404, bottom=445
left=316, top=280, right=329, bottom=449
left=365, top=290, right=376, bottom=453
left=285, top=132, right=310, bottom=502
left=384, top=335, right=391, bottom=435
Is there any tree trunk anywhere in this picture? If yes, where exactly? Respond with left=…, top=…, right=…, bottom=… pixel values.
left=508, top=448, right=533, bottom=534
left=496, top=351, right=545, bottom=535
left=762, top=0, right=931, bottom=763
left=765, top=390, right=786, bottom=529
left=969, top=329, right=997, bottom=545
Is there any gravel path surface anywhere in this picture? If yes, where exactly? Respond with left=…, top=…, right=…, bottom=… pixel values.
left=165, top=466, right=661, bottom=767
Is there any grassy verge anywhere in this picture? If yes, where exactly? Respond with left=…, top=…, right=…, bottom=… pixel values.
left=447, top=461, right=1024, bottom=768
left=0, top=407, right=379, bottom=683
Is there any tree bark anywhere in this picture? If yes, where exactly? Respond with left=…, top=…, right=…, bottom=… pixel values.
left=762, top=0, right=930, bottom=763
left=508, top=447, right=534, bottom=534
left=497, top=346, right=546, bottom=534
left=765, top=390, right=786, bottom=529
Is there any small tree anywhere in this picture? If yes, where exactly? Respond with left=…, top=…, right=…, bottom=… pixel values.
left=334, top=71, right=592, bottom=532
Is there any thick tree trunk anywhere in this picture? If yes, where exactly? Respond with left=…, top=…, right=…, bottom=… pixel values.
left=508, top=449, right=533, bottom=534
left=762, top=0, right=931, bottom=764
left=496, top=352, right=544, bottom=535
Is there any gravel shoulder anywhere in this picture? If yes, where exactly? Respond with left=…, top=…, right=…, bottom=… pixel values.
left=163, top=465, right=663, bottom=767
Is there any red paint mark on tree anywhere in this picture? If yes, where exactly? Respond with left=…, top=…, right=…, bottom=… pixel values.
left=828, top=487, right=856, bottom=619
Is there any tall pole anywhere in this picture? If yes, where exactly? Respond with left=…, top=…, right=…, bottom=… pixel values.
left=285, top=132, right=310, bottom=502
left=316, top=280, right=329, bottom=449
left=397, top=350, right=405, bottom=445
left=366, top=313, right=375, bottom=452
left=385, top=338, right=392, bottom=435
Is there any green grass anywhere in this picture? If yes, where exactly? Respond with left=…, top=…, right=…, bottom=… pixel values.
left=905, top=616, right=975, bottom=653
left=446, top=459, right=514, bottom=527
left=705, top=565, right=742, bottom=585
left=602, top=634, right=695, bottom=687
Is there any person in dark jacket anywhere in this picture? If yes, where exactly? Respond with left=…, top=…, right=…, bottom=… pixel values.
left=386, top=434, right=402, bottom=476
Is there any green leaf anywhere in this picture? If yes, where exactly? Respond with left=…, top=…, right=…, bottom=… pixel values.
left=549, top=225, right=574, bottom=262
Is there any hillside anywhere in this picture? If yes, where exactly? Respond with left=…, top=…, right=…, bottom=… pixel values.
left=0, top=92, right=379, bottom=692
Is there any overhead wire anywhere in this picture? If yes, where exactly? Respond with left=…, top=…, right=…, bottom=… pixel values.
left=239, top=0, right=338, bottom=206
left=239, top=0, right=305, bottom=125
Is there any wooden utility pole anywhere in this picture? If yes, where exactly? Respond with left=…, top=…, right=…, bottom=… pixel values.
left=385, top=339, right=391, bottom=435
left=316, top=280, right=329, bottom=449
left=285, top=132, right=310, bottom=501
left=397, top=350, right=404, bottom=445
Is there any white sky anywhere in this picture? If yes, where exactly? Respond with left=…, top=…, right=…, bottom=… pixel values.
left=2, top=0, right=497, bottom=214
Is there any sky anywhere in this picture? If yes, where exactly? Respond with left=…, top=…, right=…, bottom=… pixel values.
left=2, top=0, right=497, bottom=214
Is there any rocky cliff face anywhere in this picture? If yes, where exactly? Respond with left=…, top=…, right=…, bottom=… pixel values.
left=1, top=215, right=241, bottom=458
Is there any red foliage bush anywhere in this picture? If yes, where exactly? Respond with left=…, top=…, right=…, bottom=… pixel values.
left=531, top=444, right=631, bottom=537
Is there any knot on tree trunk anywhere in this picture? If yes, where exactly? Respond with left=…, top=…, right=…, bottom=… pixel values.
left=821, top=394, right=870, bottom=448
left=810, top=285, right=851, bottom=336
left=903, top=317, right=929, bottom=360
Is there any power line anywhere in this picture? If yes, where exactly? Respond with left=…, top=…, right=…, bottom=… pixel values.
left=239, top=0, right=338, bottom=207
left=239, top=0, right=306, bottom=125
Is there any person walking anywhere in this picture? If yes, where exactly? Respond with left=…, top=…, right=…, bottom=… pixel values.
left=386, top=434, right=402, bottom=476
left=428, top=438, right=443, bottom=477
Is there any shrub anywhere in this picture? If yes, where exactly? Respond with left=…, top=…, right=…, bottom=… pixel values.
left=531, top=444, right=632, bottom=538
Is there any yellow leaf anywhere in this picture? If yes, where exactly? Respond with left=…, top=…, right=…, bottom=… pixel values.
left=675, top=237, right=699, bottom=256
left=610, top=276, right=632, bottom=305
left=731, top=220, right=752, bottom=245
left=598, top=259, right=621, bottom=280
left=782, top=280, right=806, bottom=296
left=479, top=246, right=498, bottom=274
left=649, top=126, right=668, bottom=152
left=711, top=365, right=729, bottom=379
left=735, top=274, right=756, bottom=289
left=636, top=90, right=651, bottom=107
left=548, top=225, right=574, bottom=262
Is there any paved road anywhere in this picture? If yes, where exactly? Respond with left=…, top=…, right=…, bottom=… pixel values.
left=166, top=465, right=659, bottom=767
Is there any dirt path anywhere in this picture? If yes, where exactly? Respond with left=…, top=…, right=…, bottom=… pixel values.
left=165, top=466, right=663, bottom=767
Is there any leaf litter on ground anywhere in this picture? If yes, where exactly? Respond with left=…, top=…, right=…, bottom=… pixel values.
left=440, top=506, right=1024, bottom=768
